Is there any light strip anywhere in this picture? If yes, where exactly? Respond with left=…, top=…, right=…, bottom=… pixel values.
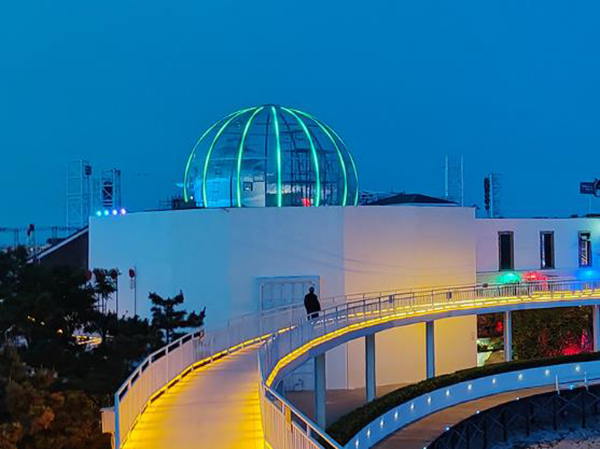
left=322, top=122, right=359, bottom=206
left=202, top=108, right=252, bottom=208
left=271, top=107, right=283, bottom=207
left=236, top=107, right=264, bottom=207
left=265, top=290, right=600, bottom=387
left=183, top=109, right=243, bottom=202
left=292, top=109, right=348, bottom=206
left=282, top=107, right=321, bottom=207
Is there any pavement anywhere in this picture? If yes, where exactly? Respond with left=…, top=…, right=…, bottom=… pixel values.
left=122, top=346, right=263, bottom=449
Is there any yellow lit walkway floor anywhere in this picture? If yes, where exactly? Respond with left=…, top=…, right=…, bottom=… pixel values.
left=122, top=346, right=263, bottom=449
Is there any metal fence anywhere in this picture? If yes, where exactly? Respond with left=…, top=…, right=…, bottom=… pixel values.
left=111, top=277, right=600, bottom=449
left=431, top=378, right=600, bottom=449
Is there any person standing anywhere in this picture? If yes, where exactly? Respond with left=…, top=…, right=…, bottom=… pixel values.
left=304, top=286, right=321, bottom=320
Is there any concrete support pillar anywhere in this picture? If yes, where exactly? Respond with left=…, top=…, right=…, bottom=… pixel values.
left=504, top=311, right=513, bottom=362
left=365, top=334, right=376, bottom=402
left=314, top=353, right=327, bottom=428
left=593, top=305, right=600, bottom=352
left=426, top=321, right=435, bottom=379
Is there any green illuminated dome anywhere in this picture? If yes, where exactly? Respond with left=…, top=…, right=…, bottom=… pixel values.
left=183, top=105, right=359, bottom=208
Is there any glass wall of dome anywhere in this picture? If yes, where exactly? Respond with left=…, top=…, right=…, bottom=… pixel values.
left=183, top=105, right=359, bottom=208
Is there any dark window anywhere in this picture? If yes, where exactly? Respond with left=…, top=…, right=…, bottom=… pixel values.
left=540, top=231, right=555, bottom=269
left=498, top=232, right=514, bottom=270
left=579, top=232, right=592, bottom=267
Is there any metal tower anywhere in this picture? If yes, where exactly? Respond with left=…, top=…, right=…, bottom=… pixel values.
left=66, top=160, right=92, bottom=229
left=444, top=156, right=464, bottom=206
left=101, top=168, right=122, bottom=210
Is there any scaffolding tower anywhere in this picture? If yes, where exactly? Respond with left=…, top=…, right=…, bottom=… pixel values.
left=66, top=160, right=92, bottom=229
left=444, top=156, right=464, bottom=206
left=100, top=168, right=122, bottom=210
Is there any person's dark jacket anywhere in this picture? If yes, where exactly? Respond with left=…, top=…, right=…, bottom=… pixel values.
left=304, top=292, right=321, bottom=316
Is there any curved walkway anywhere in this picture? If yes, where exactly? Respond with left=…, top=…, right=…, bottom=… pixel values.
left=374, top=386, right=554, bottom=449
left=122, top=345, right=263, bottom=449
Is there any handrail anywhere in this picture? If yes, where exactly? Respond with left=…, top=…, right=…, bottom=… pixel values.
left=343, top=361, right=600, bottom=449
left=110, top=277, right=600, bottom=449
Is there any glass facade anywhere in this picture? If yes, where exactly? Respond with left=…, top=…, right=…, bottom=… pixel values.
left=183, top=105, right=359, bottom=208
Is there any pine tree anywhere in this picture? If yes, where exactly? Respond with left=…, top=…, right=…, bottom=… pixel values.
left=149, top=291, right=205, bottom=343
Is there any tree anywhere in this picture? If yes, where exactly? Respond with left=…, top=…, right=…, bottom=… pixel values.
left=149, top=291, right=205, bottom=343
left=513, top=307, right=592, bottom=360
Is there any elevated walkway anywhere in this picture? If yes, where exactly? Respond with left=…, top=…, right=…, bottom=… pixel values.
left=374, top=386, right=553, bottom=449
left=122, top=346, right=263, bottom=449
left=108, top=279, right=600, bottom=449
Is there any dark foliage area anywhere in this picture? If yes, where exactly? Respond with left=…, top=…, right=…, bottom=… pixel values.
left=0, top=247, right=204, bottom=449
left=327, top=351, right=600, bottom=445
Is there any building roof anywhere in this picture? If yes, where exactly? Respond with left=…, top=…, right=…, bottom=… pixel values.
left=365, top=193, right=456, bottom=206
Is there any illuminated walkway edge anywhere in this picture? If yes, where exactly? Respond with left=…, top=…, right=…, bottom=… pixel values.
left=106, top=279, right=600, bottom=449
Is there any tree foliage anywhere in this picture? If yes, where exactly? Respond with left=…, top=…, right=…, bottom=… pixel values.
left=149, top=291, right=205, bottom=343
left=0, top=248, right=205, bottom=448
left=513, top=307, right=592, bottom=360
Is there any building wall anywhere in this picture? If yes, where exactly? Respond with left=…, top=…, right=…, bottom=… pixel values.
left=342, top=207, right=478, bottom=388
left=89, top=207, right=347, bottom=326
left=476, top=218, right=600, bottom=282
left=89, top=206, right=479, bottom=390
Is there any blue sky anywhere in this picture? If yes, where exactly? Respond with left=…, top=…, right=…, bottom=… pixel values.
left=1, top=0, right=600, bottom=229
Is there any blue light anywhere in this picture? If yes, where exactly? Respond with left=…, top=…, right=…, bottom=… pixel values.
left=112, top=209, right=118, bottom=216
left=103, top=210, right=109, bottom=216
left=120, top=208, right=127, bottom=215
left=578, top=269, right=597, bottom=280
left=95, top=211, right=102, bottom=217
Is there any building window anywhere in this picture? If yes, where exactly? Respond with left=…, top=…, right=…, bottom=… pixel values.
left=540, top=231, right=555, bottom=269
left=498, top=232, right=514, bottom=271
left=579, top=231, right=592, bottom=267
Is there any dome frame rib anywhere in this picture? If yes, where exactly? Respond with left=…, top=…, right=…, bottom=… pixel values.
left=202, top=108, right=250, bottom=208
left=281, top=107, right=321, bottom=207
left=235, top=107, right=264, bottom=207
left=291, top=108, right=349, bottom=207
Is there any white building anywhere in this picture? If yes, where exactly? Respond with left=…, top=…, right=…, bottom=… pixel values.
left=88, top=104, right=600, bottom=392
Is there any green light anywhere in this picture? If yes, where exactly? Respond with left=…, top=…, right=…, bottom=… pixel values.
left=322, top=123, right=359, bottom=206
left=183, top=110, right=241, bottom=202
left=291, top=109, right=348, bottom=207
left=236, top=107, right=264, bottom=207
left=202, top=108, right=251, bottom=208
left=497, top=272, right=522, bottom=284
left=282, top=107, right=321, bottom=207
left=271, top=107, right=282, bottom=208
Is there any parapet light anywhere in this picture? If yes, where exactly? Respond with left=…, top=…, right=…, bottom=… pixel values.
left=96, top=208, right=127, bottom=217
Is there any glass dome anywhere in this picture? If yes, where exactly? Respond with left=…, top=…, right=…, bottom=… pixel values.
left=183, top=105, right=359, bottom=208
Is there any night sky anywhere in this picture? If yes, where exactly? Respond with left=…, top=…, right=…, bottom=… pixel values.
left=2, top=1, right=600, bottom=230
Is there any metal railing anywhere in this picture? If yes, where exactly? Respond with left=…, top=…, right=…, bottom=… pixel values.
left=259, top=278, right=600, bottom=395
left=110, top=277, right=600, bottom=449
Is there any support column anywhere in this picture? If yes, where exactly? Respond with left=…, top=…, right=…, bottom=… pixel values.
left=426, top=321, right=435, bottom=379
left=593, top=305, right=600, bottom=352
left=365, top=334, right=376, bottom=402
left=314, top=353, right=327, bottom=428
left=504, top=311, right=513, bottom=362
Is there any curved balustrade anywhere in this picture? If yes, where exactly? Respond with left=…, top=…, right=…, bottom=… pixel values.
left=259, top=279, right=600, bottom=389
left=109, top=278, right=600, bottom=449
left=347, top=360, right=600, bottom=449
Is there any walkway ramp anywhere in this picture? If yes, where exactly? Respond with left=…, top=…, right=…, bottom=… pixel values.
left=122, top=346, right=263, bottom=449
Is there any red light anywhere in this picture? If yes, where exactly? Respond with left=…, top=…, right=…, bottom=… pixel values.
left=496, top=321, right=503, bottom=333
left=301, top=198, right=312, bottom=207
